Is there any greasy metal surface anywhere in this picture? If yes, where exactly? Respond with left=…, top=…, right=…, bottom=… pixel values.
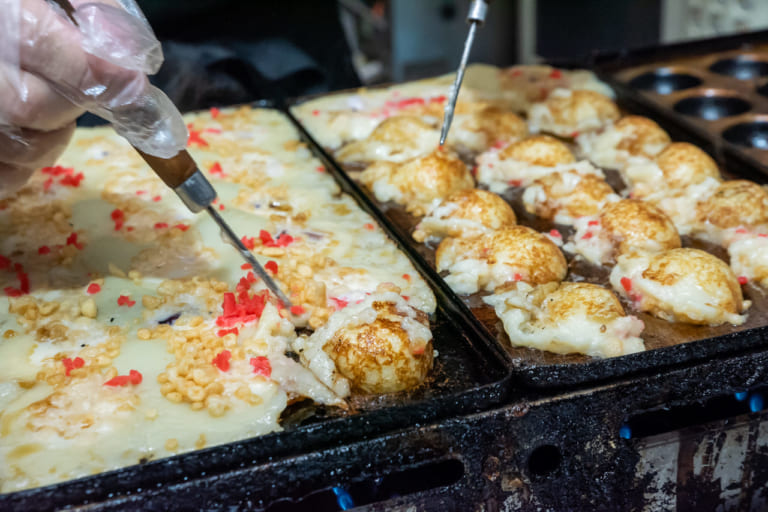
left=597, top=31, right=768, bottom=176
left=634, top=411, right=768, bottom=511
left=287, top=94, right=768, bottom=389
left=16, top=347, right=767, bottom=511
left=0, top=101, right=512, bottom=508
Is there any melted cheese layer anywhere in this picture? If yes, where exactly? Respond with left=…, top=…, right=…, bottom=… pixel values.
left=484, top=282, right=645, bottom=358
left=609, top=250, right=749, bottom=326
left=727, top=233, right=768, bottom=288
left=0, top=106, right=436, bottom=492
left=476, top=154, right=602, bottom=194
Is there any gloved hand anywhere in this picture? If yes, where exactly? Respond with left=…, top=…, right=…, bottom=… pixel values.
left=0, top=0, right=187, bottom=197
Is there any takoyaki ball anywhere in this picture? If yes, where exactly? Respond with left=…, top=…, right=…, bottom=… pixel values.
left=656, top=143, right=721, bottom=187
left=612, top=117, right=671, bottom=158
left=610, top=248, right=750, bottom=326
left=436, top=226, right=568, bottom=294
left=308, top=111, right=382, bottom=150
left=360, top=149, right=474, bottom=216
left=577, top=115, right=670, bottom=169
left=412, top=189, right=517, bottom=243
left=319, top=293, right=433, bottom=394
left=475, top=135, right=601, bottom=193
left=696, top=180, right=768, bottom=231
left=567, top=200, right=680, bottom=265
left=449, top=108, right=528, bottom=153
left=624, top=142, right=721, bottom=198
left=478, top=108, right=529, bottom=143
left=602, top=199, right=681, bottom=254
left=485, top=281, right=645, bottom=358
left=335, top=116, right=439, bottom=164
left=499, top=134, right=576, bottom=167
left=566, top=69, right=616, bottom=98
left=527, top=88, right=620, bottom=137
left=522, top=171, right=619, bottom=225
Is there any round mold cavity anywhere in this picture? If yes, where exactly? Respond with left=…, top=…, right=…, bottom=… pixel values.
left=673, top=92, right=752, bottom=120
left=527, top=444, right=562, bottom=477
left=709, top=56, right=768, bottom=80
left=629, top=68, right=702, bottom=94
left=722, top=120, right=768, bottom=150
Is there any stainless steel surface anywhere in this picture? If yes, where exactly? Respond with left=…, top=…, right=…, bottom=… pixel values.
left=206, top=205, right=293, bottom=308
left=633, top=410, right=768, bottom=511
left=467, top=0, right=488, bottom=23
left=173, top=169, right=217, bottom=213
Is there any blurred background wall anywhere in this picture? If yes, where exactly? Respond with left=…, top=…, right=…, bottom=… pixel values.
left=342, top=0, right=768, bottom=84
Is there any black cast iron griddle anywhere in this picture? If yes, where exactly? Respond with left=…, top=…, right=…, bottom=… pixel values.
left=0, top=101, right=512, bottom=508
left=285, top=77, right=768, bottom=390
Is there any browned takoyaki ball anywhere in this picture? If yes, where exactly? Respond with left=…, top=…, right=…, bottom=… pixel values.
left=523, top=171, right=617, bottom=222
left=579, top=115, right=671, bottom=169
left=599, top=199, right=681, bottom=258
left=527, top=89, right=620, bottom=137
left=360, top=149, right=474, bottom=216
left=654, top=142, right=721, bottom=189
left=498, top=135, right=576, bottom=166
left=323, top=300, right=433, bottom=394
left=696, top=179, right=768, bottom=230
left=336, top=116, right=439, bottom=163
left=436, top=226, right=567, bottom=294
left=610, top=248, right=748, bottom=325
left=412, top=189, right=516, bottom=242
left=611, top=116, right=672, bottom=159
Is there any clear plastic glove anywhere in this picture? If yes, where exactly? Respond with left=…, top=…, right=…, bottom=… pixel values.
left=0, top=0, right=187, bottom=196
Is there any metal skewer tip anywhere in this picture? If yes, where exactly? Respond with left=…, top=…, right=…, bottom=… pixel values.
left=439, top=20, right=479, bottom=146
left=439, top=0, right=488, bottom=146
left=206, top=205, right=293, bottom=308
